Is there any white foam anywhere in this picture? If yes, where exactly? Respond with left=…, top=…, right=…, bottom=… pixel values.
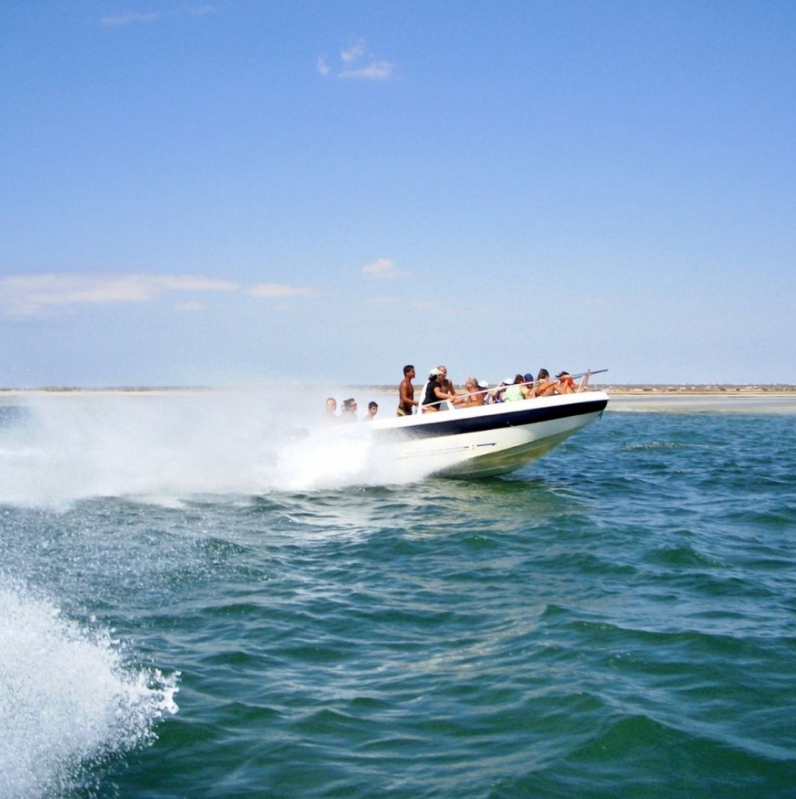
left=0, top=391, right=428, bottom=506
left=264, top=422, right=428, bottom=491
left=0, top=581, right=178, bottom=799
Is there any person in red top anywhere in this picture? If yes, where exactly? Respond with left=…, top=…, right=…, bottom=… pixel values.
left=557, top=370, right=591, bottom=393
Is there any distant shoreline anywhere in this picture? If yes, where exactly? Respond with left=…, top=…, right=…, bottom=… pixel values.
left=2, top=384, right=796, bottom=398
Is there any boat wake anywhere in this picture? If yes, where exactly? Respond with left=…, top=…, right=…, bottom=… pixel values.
left=0, top=392, right=430, bottom=508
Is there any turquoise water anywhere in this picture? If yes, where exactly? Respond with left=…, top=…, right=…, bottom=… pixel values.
left=1, top=394, right=796, bottom=797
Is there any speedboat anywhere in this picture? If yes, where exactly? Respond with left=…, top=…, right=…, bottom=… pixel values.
left=366, top=391, right=609, bottom=478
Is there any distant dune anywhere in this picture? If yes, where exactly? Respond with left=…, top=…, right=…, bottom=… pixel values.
left=2, top=384, right=795, bottom=397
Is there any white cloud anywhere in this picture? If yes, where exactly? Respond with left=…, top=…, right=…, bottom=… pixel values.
left=341, top=41, right=367, bottom=64
left=318, top=39, right=394, bottom=81
left=339, top=61, right=395, bottom=81
left=0, top=273, right=321, bottom=318
left=362, top=258, right=408, bottom=279
left=99, top=6, right=218, bottom=26
left=0, top=274, right=238, bottom=317
left=247, top=283, right=317, bottom=299
left=99, top=11, right=166, bottom=27
left=188, top=5, right=219, bottom=16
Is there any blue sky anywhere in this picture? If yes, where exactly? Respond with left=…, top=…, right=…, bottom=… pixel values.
left=2, top=1, right=794, bottom=387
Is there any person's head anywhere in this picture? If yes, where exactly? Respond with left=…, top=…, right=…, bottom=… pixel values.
left=557, top=371, right=573, bottom=384
left=464, top=377, right=476, bottom=391
left=523, top=373, right=534, bottom=384
left=437, top=365, right=448, bottom=379
left=367, top=401, right=378, bottom=415
left=514, top=374, right=524, bottom=384
left=403, top=364, right=415, bottom=377
left=343, top=398, right=357, bottom=412
left=430, top=367, right=443, bottom=381
left=538, top=368, right=550, bottom=381
left=325, top=397, right=337, bottom=412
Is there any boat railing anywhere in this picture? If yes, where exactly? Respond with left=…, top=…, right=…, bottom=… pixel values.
left=419, top=369, right=607, bottom=412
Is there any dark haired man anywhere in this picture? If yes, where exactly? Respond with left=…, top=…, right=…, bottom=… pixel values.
left=397, top=364, right=419, bottom=417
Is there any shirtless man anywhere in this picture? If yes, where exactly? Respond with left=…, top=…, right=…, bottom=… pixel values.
left=397, top=364, right=419, bottom=416
left=437, top=365, right=455, bottom=397
left=457, top=377, right=485, bottom=407
left=534, top=368, right=558, bottom=398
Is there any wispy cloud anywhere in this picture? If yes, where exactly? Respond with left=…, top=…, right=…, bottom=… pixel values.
left=99, top=10, right=167, bottom=27
left=188, top=4, right=218, bottom=16
left=247, top=283, right=317, bottom=299
left=99, top=6, right=219, bottom=27
left=341, top=41, right=367, bottom=64
left=0, top=273, right=320, bottom=318
left=340, top=60, right=394, bottom=81
left=0, top=274, right=238, bottom=317
left=318, top=39, right=395, bottom=81
left=362, top=258, right=408, bottom=279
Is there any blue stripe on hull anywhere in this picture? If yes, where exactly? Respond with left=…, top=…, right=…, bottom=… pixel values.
left=373, top=398, right=608, bottom=441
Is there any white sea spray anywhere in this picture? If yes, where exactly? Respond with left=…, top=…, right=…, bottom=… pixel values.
left=0, top=580, right=179, bottom=799
left=0, top=390, right=428, bottom=506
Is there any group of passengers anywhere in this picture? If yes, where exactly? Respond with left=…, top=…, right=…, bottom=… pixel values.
left=321, top=397, right=379, bottom=425
left=403, top=365, right=591, bottom=416
left=322, top=365, right=590, bottom=423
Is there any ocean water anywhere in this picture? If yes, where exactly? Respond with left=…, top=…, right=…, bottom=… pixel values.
left=1, top=392, right=795, bottom=798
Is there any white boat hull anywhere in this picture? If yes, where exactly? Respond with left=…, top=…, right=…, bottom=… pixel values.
left=368, top=391, right=609, bottom=478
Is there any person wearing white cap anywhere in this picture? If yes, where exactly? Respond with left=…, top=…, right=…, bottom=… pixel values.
left=421, top=368, right=457, bottom=412
left=489, top=378, right=512, bottom=404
